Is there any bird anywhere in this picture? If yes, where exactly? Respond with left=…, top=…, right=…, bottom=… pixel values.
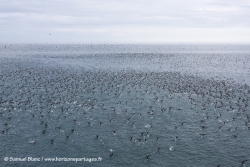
left=145, top=155, right=151, bottom=160
left=241, top=160, right=248, bottom=165
left=65, top=134, right=70, bottom=139
left=200, top=134, right=207, bottom=137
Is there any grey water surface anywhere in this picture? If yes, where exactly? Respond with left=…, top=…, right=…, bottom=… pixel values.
left=0, top=44, right=250, bottom=167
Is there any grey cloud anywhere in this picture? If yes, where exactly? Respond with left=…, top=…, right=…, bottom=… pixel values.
left=0, top=0, right=249, bottom=43
left=1, top=0, right=249, bottom=27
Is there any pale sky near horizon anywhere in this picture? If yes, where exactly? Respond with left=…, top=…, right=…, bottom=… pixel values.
left=1, top=0, right=250, bottom=44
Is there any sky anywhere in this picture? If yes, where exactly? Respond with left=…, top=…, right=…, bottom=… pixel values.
left=0, top=0, right=250, bottom=44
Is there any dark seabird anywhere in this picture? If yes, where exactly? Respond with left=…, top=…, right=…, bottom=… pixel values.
left=145, top=155, right=151, bottom=160
left=242, top=160, right=248, bottom=165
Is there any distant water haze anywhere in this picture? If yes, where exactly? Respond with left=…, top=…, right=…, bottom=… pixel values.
left=1, top=44, right=249, bottom=85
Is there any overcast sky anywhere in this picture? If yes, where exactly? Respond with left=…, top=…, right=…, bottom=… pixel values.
left=1, top=0, right=250, bottom=43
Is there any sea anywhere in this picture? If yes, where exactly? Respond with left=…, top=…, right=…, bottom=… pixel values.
left=0, top=44, right=250, bottom=167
